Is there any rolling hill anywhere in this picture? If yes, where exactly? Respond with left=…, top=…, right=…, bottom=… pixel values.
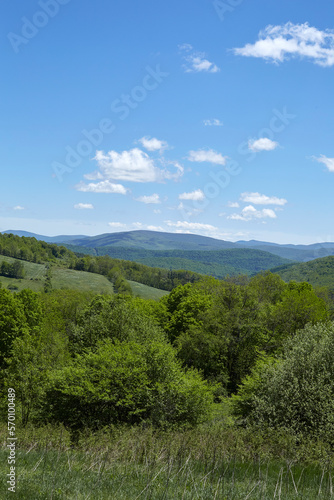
left=272, top=256, right=334, bottom=292
left=0, top=255, right=114, bottom=294
left=4, top=229, right=334, bottom=262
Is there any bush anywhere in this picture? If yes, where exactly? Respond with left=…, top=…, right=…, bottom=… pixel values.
left=44, top=339, right=215, bottom=430
left=231, top=321, right=334, bottom=443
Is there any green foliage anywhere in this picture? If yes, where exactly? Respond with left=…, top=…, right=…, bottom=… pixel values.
left=0, top=232, right=72, bottom=264
left=0, top=289, right=30, bottom=365
left=266, top=281, right=329, bottom=347
left=67, top=294, right=166, bottom=354
left=162, top=274, right=330, bottom=395
left=45, top=339, right=215, bottom=430
left=273, top=255, right=334, bottom=293
left=0, top=259, right=25, bottom=278
left=68, top=245, right=292, bottom=279
left=4, top=326, right=69, bottom=425
left=231, top=321, right=334, bottom=443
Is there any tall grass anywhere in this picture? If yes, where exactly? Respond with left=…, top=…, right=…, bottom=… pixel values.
left=1, top=423, right=333, bottom=498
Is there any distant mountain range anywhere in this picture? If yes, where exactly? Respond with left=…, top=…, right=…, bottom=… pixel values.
left=3, top=229, right=334, bottom=262
left=3, top=229, right=334, bottom=290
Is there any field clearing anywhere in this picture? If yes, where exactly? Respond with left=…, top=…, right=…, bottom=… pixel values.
left=128, top=280, right=169, bottom=300
left=0, top=256, right=114, bottom=294
left=0, top=255, right=46, bottom=279
left=0, top=255, right=46, bottom=292
left=52, top=268, right=114, bottom=294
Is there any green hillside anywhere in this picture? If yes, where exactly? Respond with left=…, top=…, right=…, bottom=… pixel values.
left=52, top=268, right=114, bottom=294
left=127, top=280, right=169, bottom=300
left=0, top=254, right=46, bottom=292
left=63, top=230, right=239, bottom=251
left=250, top=244, right=334, bottom=262
left=66, top=246, right=293, bottom=278
left=0, top=255, right=114, bottom=294
left=273, top=256, right=334, bottom=291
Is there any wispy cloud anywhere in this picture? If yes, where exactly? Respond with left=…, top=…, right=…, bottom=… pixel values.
left=179, top=189, right=205, bottom=201
left=227, top=201, right=240, bottom=208
left=314, top=155, right=334, bottom=172
left=228, top=205, right=277, bottom=221
left=248, top=138, right=279, bottom=152
left=108, top=222, right=127, bottom=229
left=165, top=220, right=218, bottom=232
left=188, top=149, right=227, bottom=166
left=203, top=119, right=223, bottom=126
left=136, top=193, right=161, bottom=204
left=179, top=44, right=220, bottom=73
left=240, top=192, right=287, bottom=206
left=13, top=205, right=25, bottom=210
left=74, top=203, right=94, bottom=209
left=233, top=22, right=334, bottom=67
left=147, top=225, right=164, bottom=231
left=138, top=136, right=168, bottom=152
left=75, top=180, right=128, bottom=194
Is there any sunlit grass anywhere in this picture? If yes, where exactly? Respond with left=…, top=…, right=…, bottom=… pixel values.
left=128, top=280, right=169, bottom=300
left=0, top=423, right=333, bottom=499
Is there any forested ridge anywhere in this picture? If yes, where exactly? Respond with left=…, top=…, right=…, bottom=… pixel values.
left=0, top=233, right=202, bottom=292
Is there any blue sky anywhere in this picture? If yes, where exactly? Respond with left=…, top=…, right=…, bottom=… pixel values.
left=1, top=0, right=334, bottom=244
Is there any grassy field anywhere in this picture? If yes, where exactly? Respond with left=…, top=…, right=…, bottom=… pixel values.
left=0, top=255, right=46, bottom=292
left=128, top=280, right=169, bottom=300
left=0, top=424, right=333, bottom=499
left=0, top=256, right=114, bottom=295
left=52, top=268, right=114, bottom=294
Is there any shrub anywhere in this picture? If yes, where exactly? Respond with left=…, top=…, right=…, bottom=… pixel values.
left=231, top=321, right=334, bottom=443
left=45, top=340, right=215, bottom=430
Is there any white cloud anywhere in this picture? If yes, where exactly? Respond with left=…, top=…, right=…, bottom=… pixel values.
left=161, top=159, right=184, bottom=180
left=138, top=136, right=168, bottom=152
left=132, top=222, right=143, bottom=229
left=179, top=44, right=220, bottom=73
left=178, top=43, right=193, bottom=52
left=108, top=222, right=126, bottom=229
left=248, top=138, right=279, bottom=152
left=13, top=205, right=25, bottom=210
left=177, top=202, right=203, bottom=217
left=187, top=149, right=227, bottom=166
left=240, top=192, right=287, bottom=206
left=233, top=22, right=334, bottom=67
left=227, top=201, right=240, bottom=208
left=74, top=203, right=94, bottom=210
left=85, top=148, right=183, bottom=184
left=136, top=193, right=161, bottom=204
left=75, top=180, right=128, bottom=194
left=228, top=205, right=277, bottom=221
left=165, top=220, right=218, bottom=232
left=314, top=155, right=334, bottom=172
left=153, top=209, right=161, bottom=214
left=147, top=225, right=164, bottom=231
left=203, top=119, right=223, bottom=126
left=93, top=148, right=163, bottom=183
left=179, top=189, right=205, bottom=201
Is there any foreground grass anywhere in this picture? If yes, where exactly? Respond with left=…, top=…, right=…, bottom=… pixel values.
left=1, top=424, right=333, bottom=499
